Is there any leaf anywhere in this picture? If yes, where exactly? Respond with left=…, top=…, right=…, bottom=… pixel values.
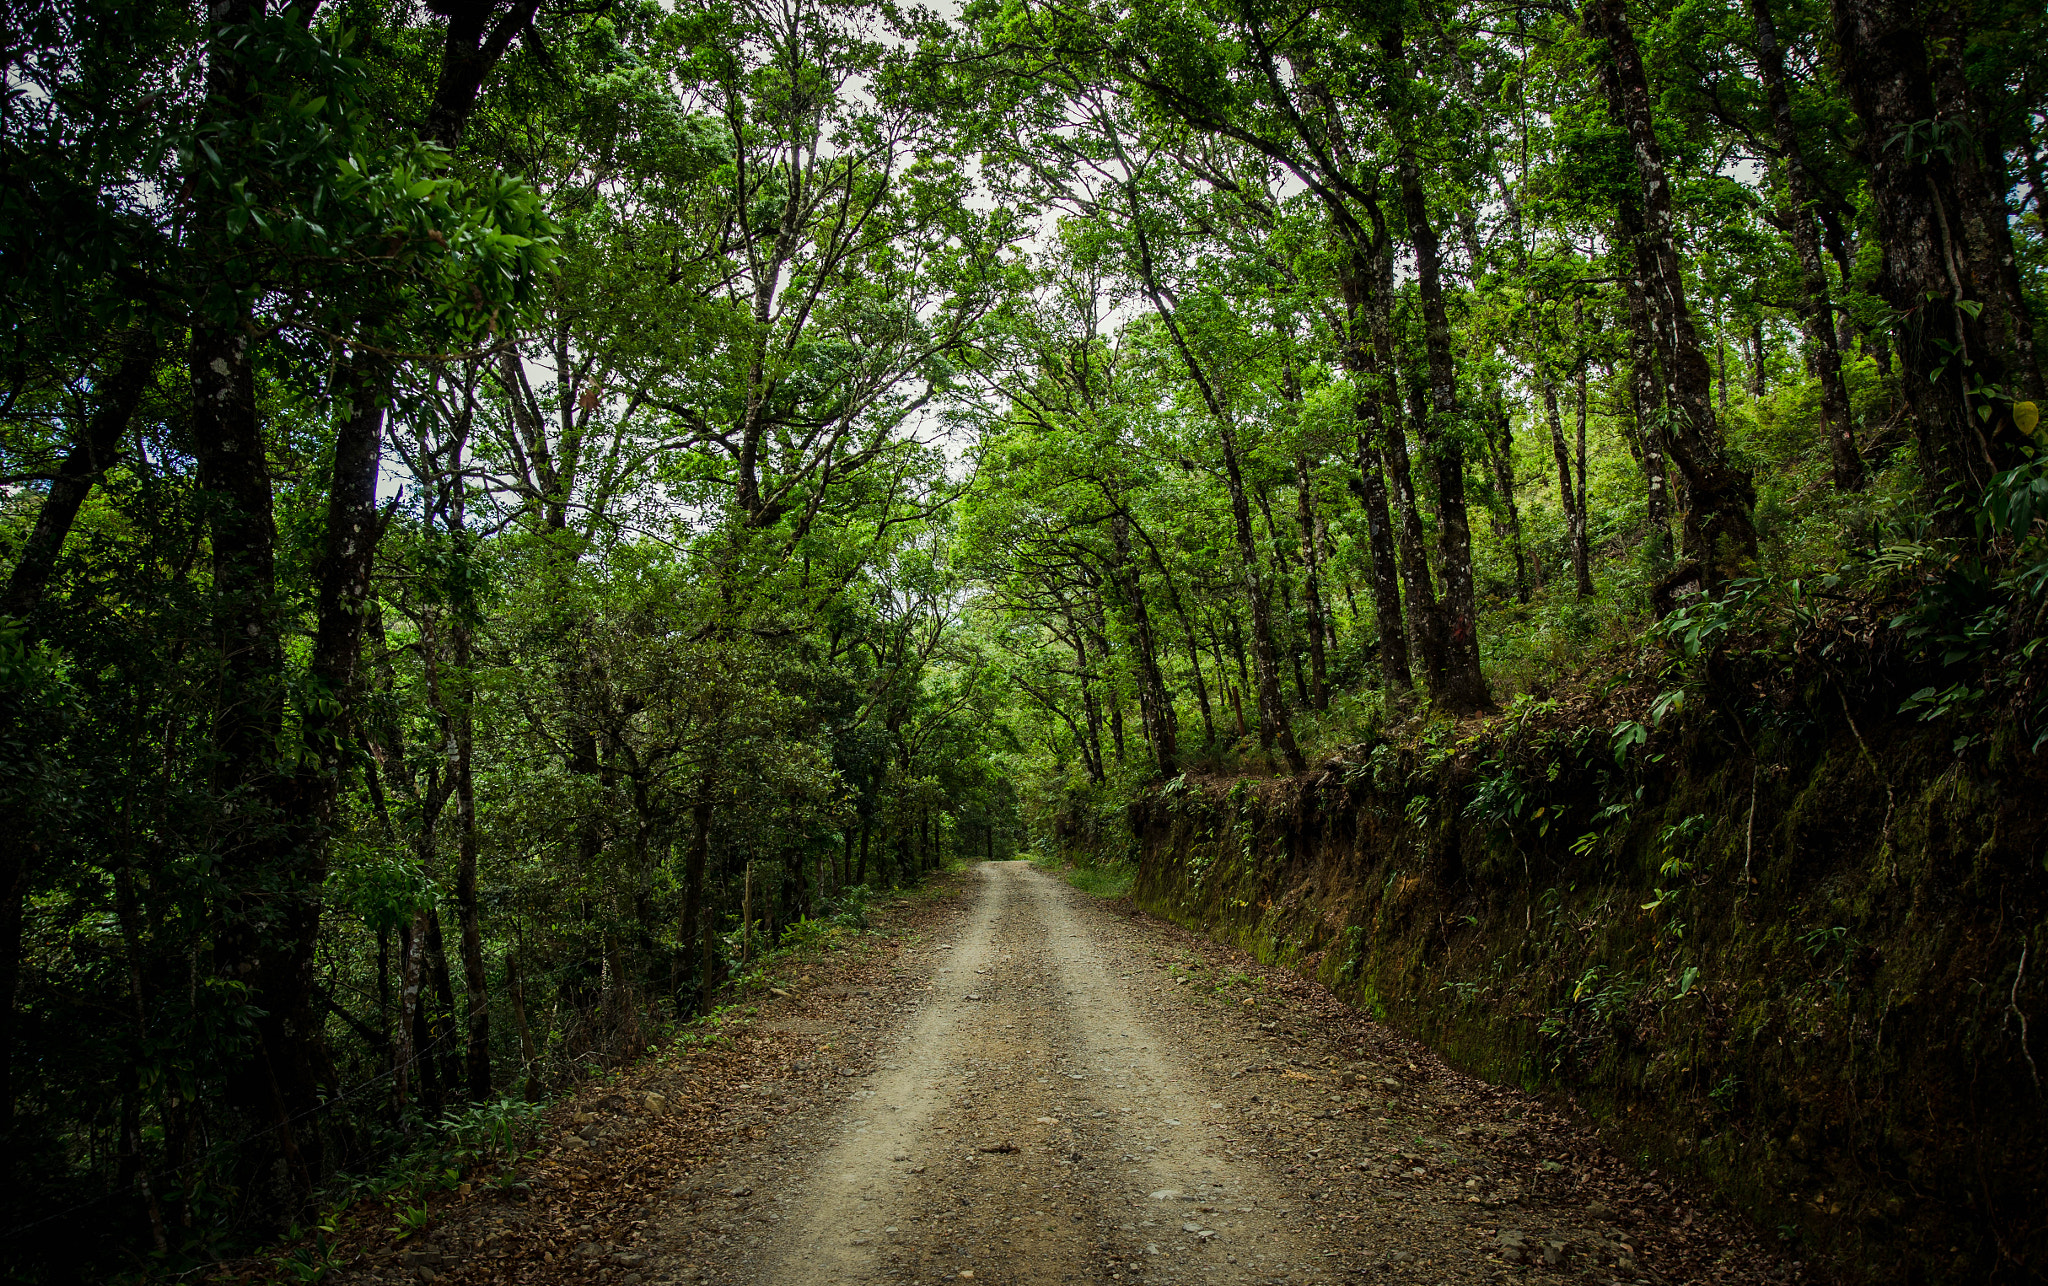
left=2017, top=401, right=2041, bottom=437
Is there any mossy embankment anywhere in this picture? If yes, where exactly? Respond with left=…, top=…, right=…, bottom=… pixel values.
left=1099, top=674, right=2047, bottom=1282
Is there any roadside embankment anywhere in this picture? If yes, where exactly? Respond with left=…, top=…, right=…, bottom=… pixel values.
left=1111, top=682, right=2046, bottom=1283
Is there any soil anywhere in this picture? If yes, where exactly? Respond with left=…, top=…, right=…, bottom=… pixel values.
left=327, top=862, right=1804, bottom=1286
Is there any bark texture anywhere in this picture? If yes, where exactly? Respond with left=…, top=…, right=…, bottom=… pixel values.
left=1587, top=0, right=1759, bottom=585
left=1826, top=0, right=2030, bottom=519
left=1393, top=129, right=1491, bottom=712
left=1749, top=0, right=1865, bottom=490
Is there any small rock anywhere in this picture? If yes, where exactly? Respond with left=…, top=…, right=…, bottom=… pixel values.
left=727, top=1186, right=753, bottom=1197
left=958, top=1272, right=974, bottom=1279
left=1182, top=1222, right=1203, bottom=1233
left=1495, top=1228, right=1528, bottom=1263
left=643, top=1093, right=667, bottom=1115
left=1149, top=1189, right=1182, bottom=1201
left=1388, top=1250, right=1414, bottom=1264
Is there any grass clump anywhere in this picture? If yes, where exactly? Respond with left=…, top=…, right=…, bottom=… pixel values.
left=1027, top=849, right=1136, bottom=899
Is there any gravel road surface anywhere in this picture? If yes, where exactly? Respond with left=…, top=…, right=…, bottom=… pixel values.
left=334, top=861, right=1802, bottom=1286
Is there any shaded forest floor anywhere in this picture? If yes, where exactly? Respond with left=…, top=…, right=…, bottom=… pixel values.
left=246, top=863, right=1806, bottom=1286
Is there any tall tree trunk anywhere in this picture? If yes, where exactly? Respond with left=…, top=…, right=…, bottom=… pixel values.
left=425, top=407, right=491, bottom=1103
left=1338, top=256, right=1414, bottom=696
left=1110, top=512, right=1177, bottom=775
left=1749, top=0, right=1866, bottom=489
left=191, top=313, right=321, bottom=1184
left=394, top=912, right=427, bottom=1115
left=681, top=799, right=709, bottom=1014
left=1481, top=393, right=1532, bottom=602
left=1749, top=317, right=1768, bottom=400
left=1717, top=314, right=1731, bottom=412
left=1574, top=350, right=1593, bottom=584
left=1392, top=128, right=1491, bottom=712
left=1826, top=0, right=2026, bottom=522
left=449, top=632, right=488, bottom=1101
left=1312, top=107, right=1412, bottom=697
left=1065, top=615, right=1108, bottom=783
left=1618, top=236, right=1677, bottom=533
left=1217, top=422, right=1306, bottom=773
left=508, top=955, right=539, bottom=1101
left=1367, top=225, right=1451, bottom=692
left=112, top=861, right=168, bottom=1252
left=1588, top=0, right=1759, bottom=582
left=2, top=326, right=158, bottom=622
left=1253, top=486, right=1313, bottom=711
left=700, top=822, right=723, bottom=1013
left=1135, top=532, right=1216, bottom=747
left=424, top=907, right=461, bottom=1101
left=1928, top=19, right=2041, bottom=401
left=1542, top=369, right=1595, bottom=597
left=1292, top=458, right=1331, bottom=710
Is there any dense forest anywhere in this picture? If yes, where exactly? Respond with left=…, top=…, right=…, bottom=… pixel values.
left=1, top=0, right=2042, bottom=1276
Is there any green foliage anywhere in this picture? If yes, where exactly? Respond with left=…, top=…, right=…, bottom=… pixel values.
left=389, top=1203, right=431, bottom=1241
left=4, top=0, right=2044, bottom=1271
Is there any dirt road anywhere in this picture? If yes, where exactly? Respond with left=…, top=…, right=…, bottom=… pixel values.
left=340, top=862, right=1802, bottom=1286
left=636, top=863, right=1797, bottom=1286
left=735, top=858, right=1332, bottom=1286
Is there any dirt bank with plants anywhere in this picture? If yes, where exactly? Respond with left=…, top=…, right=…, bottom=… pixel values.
left=1088, top=610, right=2047, bottom=1284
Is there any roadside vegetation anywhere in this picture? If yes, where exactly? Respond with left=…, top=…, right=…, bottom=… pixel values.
left=2, top=0, right=2042, bottom=1278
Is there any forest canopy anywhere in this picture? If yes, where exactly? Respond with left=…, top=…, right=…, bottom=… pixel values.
left=0, top=0, right=2041, bottom=1274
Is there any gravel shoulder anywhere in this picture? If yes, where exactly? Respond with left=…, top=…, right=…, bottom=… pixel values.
left=329, top=861, right=1802, bottom=1286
